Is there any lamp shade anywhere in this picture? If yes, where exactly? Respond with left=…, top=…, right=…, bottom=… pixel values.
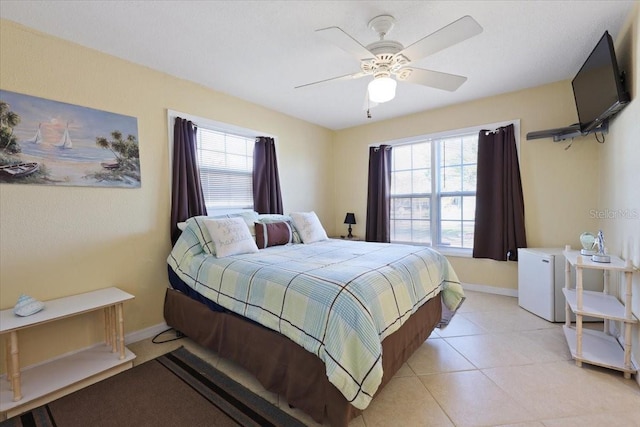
left=368, top=77, right=397, bottom=103
left=344, top=213, right=356, bottom=225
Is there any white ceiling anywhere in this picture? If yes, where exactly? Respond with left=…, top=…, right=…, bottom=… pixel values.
left=0, top=1, right=635, bottom=130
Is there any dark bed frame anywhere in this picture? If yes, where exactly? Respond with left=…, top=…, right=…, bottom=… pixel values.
left=163, top=287, right=442, bottom=426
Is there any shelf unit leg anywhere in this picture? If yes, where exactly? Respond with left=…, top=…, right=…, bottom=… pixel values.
left=603, top=270, right=610, bottom=334
left=109, top=305, right=117, bottom=353
left=5, top=336, right=11, bottom=387
left=576, top=313, right=584, bottom=361
left=116, top=303, right=125, bottom=360
left=575, top=260, right=583, bottom=367
left=623, top=270, right=633, bottom=375
left=9, top=331, right=22, bottom=401
left=564, top=252, right=571, bottom=327
left=104, top=307, right=111, bottom=347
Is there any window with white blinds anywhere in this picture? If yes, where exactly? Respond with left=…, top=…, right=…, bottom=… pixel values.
left=196, top=127, right=254, bottom=212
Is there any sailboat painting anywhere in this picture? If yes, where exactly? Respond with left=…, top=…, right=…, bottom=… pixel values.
left=25, top=123, right=43, bottom=144
left=57, top=122, right=73, bottom=149
left=0, top=89, right=140, bottom=188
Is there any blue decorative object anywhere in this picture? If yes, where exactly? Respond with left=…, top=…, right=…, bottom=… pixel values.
left=13, top=294, right=45, bottom=317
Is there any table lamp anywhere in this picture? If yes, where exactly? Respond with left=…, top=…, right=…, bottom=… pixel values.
left=344, top=213, right=356, bottom=238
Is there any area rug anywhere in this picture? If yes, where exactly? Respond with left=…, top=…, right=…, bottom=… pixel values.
left=1, top=346, right=306, bottom=427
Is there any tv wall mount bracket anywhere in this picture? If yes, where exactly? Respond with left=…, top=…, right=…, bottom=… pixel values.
left=526, top=120, right=609, bottom=142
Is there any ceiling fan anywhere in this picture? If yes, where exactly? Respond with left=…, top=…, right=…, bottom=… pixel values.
left=296, top=15, right=483, bottom=108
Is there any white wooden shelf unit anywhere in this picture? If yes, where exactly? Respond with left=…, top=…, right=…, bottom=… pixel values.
left=562, top=247, right=637, bottom=379
left=0, top=287, right=136, bottom=418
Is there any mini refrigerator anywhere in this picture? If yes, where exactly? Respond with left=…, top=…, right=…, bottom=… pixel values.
left=518, top=248, right=603, bottom=322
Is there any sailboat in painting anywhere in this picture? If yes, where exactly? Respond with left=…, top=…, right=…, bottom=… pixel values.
left=25, top=123, right=43, bottom=144
left=58, top=121, right=72, bottom=149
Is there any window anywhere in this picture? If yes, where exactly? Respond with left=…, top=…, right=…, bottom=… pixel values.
left=196, top=127, right=255, bottom=212
left=388, top=121, right=520, bottom=251
left=389, top=126, right=489, bottom=250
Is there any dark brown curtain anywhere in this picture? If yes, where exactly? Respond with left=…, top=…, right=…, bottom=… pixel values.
left=253, top=137, right=283, bottom=214
left=365, top=145, right=392, bottom=243
left=170, top=117, right=207, bottom=244
left=472, top=124, right=527, bottom=261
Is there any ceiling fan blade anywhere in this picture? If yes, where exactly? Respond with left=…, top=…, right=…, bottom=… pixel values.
left=398, top=68, right=468, bottom=92
left=295, top=71, right=368, bottom=89
left=316, top=26, right=375, bottom=61
left=398, top=15, right=483, bottom=62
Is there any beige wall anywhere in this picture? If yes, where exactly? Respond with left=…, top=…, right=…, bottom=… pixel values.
left=0, top=20, right=335, bottom=368
left=601, top=3, right=640, bottom=377
left=333, top=81, right=602, bottom=290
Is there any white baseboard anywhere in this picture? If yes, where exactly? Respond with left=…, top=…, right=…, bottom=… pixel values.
left=124, top=322, right=169, bottom=345
left=461, top=282, right=518, bottom=298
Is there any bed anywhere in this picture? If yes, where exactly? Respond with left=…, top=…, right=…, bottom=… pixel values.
left=165, top=213, right=464, bottom=426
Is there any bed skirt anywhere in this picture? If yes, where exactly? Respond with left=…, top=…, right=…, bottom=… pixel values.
left=163, top=287, right=442, bottom=426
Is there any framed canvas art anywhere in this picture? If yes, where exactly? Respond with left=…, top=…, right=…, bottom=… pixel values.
left=0, top=90, right=140, bottom=188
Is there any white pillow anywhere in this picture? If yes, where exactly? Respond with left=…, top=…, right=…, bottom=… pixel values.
left=290, top=211, right=328, bottom=244
left=202, top=217, right=259, bottom=258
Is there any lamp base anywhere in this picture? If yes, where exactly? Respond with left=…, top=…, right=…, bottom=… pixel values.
left=347, top=226, right=353, bottom=239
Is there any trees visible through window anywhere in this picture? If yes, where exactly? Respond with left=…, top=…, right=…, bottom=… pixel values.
left=390, top=132, right=478, bottom=250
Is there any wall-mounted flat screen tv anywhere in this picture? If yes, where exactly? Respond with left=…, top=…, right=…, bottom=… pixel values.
left=571, top=31, right=630, bottom=133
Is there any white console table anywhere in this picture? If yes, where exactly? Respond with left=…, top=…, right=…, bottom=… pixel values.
left=562, top=247, right=637, bottom=379
left=0, top=287, right=136, bottom=418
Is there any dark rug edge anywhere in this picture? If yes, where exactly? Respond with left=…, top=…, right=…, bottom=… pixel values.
left=158, top=346, right=306, bottom=427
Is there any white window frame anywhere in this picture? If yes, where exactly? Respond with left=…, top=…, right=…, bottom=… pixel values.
left=166, top=109, right=274, bottom=215
left=379, top=119, right=520, bottom=257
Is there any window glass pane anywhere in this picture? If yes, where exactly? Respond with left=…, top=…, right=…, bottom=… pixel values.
left=392, top=171, right=412, bottom=195
left=441, top=138, right=462, bottom=166
left=200, top=131, right=225, bottom=152
left=393, top=145, right=412, bottom=170
left=440, top=166, right=462, bottom=193
left=412, top=220, right=431, bottom=244
left=441, top=220, right=462, bottom=247
left=226, top=136, right=248, bottom=155
left=441, top=196, right=462, bottom=221
left=411, top=142, right=430, bottom=167
left=391, top=220, right=412, bottom=242
left=391, top=197, right=411, bottom=219
left=462, top=165, right=477, bottom=191
left=227, top=153, right=250, bottom=170
left=462, top=196, right=476, bottom=221
left=412, top=169, right=430, bottom=193
left=462, top=222, right=475, bottom=248
left=462, top=136, right=478, bottom=164
left=412, top=198, right=430, bottom=220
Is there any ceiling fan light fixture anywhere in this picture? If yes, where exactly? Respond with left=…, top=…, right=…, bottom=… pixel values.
left=368, top=76, right=397, bottom=103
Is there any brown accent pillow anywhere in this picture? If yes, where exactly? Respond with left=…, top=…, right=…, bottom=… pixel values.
left=254, top=221, right=293, bottom=249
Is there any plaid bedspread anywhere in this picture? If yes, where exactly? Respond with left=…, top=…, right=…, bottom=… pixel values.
left=168, top=223, right=463, bottom=410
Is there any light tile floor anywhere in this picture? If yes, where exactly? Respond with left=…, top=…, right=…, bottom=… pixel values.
left=127, top=290, right=640, bottom=426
